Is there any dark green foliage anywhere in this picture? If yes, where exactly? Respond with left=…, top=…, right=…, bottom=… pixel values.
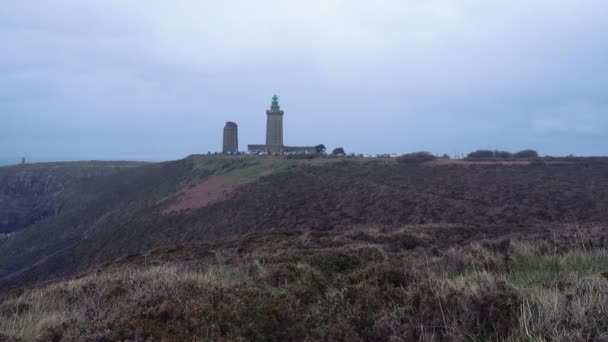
left=332, top=147, right=346, bottom=155
left=396, top=151, right=437, bottom=164
left=467, top=150, right=512, bottom=158
left=495, top=150, right=512, bottom=158
left=468, top=150, right=495, bottom=158
left=513, top=149, right=540, bottom=158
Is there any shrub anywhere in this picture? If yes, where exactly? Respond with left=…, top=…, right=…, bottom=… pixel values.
left=513, top=149, right=539, bottom=159
left=396, top=152, right=437, bottom=164
left=467, top=150, right=495, bottom=158
left=411, top=274, right=522, bottom=340
left=332, top=148, right=346, bottom=155
left=495, top=151, right=512, bottom=158
left=467, top=150, right=512, bottom=159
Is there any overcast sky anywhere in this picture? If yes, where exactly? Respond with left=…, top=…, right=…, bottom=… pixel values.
left=1, top=1, right=607, bottom=162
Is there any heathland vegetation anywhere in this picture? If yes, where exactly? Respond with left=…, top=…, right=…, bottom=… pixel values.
left=2, top=225, right=608, bottom=341
left=1, top=155, right=608, bottom=341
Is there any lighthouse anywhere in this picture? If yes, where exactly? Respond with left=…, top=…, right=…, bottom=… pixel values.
left=265, top=95, right=284, bottom=148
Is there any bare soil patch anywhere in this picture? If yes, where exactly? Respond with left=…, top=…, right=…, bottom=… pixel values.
left=164, top=176, right=232, bottom=213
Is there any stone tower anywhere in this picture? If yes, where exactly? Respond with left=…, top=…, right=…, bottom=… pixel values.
left=266, top=95, right=284, bottom=147
left=223, top=121, right=238, bottom=153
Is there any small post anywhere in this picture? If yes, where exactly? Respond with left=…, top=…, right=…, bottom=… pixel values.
left=21, top=157, right=26, bottom=165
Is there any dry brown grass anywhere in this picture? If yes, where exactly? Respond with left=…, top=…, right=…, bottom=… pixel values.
left=2, top=225, right=608, bottom=341
left=0, top=263, right=250, bottom=341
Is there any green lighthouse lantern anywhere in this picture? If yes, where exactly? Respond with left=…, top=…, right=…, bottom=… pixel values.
left=271, top=95, right=280, bottom=109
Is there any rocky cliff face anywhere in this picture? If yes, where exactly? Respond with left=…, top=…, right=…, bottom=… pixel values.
left=0, top=162, right=146, bottom=234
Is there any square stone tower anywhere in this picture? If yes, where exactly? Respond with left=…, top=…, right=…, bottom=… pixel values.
left=223, top=121, right=238, bottom=153
left=266, top=95, right=284, bottom=147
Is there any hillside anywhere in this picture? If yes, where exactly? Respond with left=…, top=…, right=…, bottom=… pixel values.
left=0, top=161, right=146, bottom=234
left=2, top=223, right=608, bottom=341
left=1, top=156, right=608, bottom=340
left=1, top=156, right=608, bottom=293
left=0, top=156, right=332, bottom=290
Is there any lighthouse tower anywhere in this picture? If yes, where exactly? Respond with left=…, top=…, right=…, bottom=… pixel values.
left=222, top=122, right=238, bottom=153
left=248, top=95, right=316, bottom=154
left=265, top=95, right=284, bottom=148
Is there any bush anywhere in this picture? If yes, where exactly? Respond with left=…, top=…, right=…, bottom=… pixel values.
left=467, top=150, right=512, bottom=159
left=513, top=149, right=539, bottom=159
left=467, top=150, right=495, bottom=158
left=332, top=148, right=345, bottom=155
left=396, top=152, right=437, bottom=164
left=315, top=144, right=326, bottom=154
left=495, top=151, right=512, bottom=158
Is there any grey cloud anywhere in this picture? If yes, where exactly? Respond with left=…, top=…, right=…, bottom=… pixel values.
left=1, top=1, right=607, bottom=161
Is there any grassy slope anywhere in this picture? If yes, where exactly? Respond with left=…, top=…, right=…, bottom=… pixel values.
left=2, top=156, right=608, bottom=293
left=2, top=224, right=608, bottom=341
left=0, top=156, right=333, bottom=290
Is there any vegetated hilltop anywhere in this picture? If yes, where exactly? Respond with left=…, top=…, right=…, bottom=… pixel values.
left=2, top=223, right=608, bottom=341
left=0, top=161, right=146, bottom=234
left=1, top=156, right=608, bottom=294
